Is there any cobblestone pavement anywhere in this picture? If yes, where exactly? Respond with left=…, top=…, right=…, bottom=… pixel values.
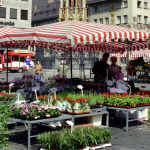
left=1, top=121, right=150, bottom=150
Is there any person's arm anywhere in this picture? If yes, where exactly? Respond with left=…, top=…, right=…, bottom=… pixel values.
left=40, top=65, right=42, bottom=71
left=92, top=69, right=104, bottom=79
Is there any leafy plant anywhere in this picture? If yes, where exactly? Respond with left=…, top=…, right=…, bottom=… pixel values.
left=0, top=102, right=13, bottom=148
left=37, top=127, right=111, bottom=149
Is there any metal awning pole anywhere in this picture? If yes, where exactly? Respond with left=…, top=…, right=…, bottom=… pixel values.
left=63, top=47, right=65, bottom=77
left=70, top=47, right=73, bottom=86
left=6, top=46, right=8, bottom=83
left=127, top=44, right=129, bottom=82
left=127, top=42, right=132, bottom=82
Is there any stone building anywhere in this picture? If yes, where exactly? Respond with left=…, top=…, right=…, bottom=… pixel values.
left=0, top=0, right=32, bottom=28
left=87, top=0, right=150, bottom=30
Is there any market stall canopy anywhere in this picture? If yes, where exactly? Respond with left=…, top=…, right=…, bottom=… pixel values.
left=0, top=26, right=22, bottom=48
left=0, top=26, right=22, bottom=38
left=0, top=21, right=150, bottom=49
left=71, top=41, right=150, bottom=53
left=110, top=49, right=150, bottom=58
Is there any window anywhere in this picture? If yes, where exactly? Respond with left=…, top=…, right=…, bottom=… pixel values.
left=21, top=9, right=28, bottom=20
left=144, top=16, right=148, bottom=24
left=117, top=1, right=122, bottom=9
left=104, top=4, right=109, bottom=11
left=0, top=57, right=2, bottom=64
left=20, top=57, right=25, bottom=62
left=31, top=56, right=35, bottom=62
left=53, top=9, right=56, bottom=14
left=5, top=55, right=11, bottom=63
left=93, top=19, right=97, bottom=23
left=10, top=8, right=17, bottom=19
left=117, top=16, right=121, bottom=24
left=123, top=15, right=128, bottom=24
left=137, top=15, right=142, bottom=23
left=137, top=1, right=142, bottom=8
left=0, top=7, right=6, bottom=18
left=94, top=6, right=98, bottom=12
left=40, top=12, right=43, bottom=16
left=105, top=18, right=109, bottom=25
left=99, top=18, right=103, bottom=24
left=123, top=1, right=128, bottom=8
left=144, top=2, right=148, bottom=9
left=99, top=5, right=103, bottom=12
left=12, top=56, right=19, bottom=61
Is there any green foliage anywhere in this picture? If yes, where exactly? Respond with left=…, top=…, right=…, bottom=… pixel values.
left=37, top=127, right=111, bottom=149
left=0, top=102, right=13, bottom=148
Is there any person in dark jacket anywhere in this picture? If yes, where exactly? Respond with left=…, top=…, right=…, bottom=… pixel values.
left=92, top=52, right=109, bottom=82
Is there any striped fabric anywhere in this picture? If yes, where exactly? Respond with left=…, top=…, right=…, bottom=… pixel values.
left=1, top=21, right=150, bottom=48
left=110, top=49, right=150, bottom=58
left=0, top=27, right=22, bottom=38
left=71, top=41, right=150, bottom=53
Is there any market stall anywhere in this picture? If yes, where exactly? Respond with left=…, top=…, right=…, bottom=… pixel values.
left=0, top=53, right=3, bottom=71
left=0, top=20, right=150, bottom=84
left=0, top=21, right=150, bottom=149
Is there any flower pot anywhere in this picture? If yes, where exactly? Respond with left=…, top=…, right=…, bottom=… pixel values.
left=46, top=114, right=51, bottom=118
left=29, top=116, right=38, bottom=120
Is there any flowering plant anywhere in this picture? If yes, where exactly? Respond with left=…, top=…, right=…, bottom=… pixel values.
left=41, top=105, right=60, bottom=116
left=0, top=92, right=17, bottom=102
left=103, top=92, right=150, bottom=107
left=10, top=104, right=60, bottom=120
left=11, top=104, right=42, bottom=119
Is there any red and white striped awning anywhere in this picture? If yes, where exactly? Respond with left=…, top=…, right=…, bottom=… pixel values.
left=0, top=21, right=150, bottom=48
left=0, top=27, right=22, bottom=38
left=0, top=27, right=22, bottom=48
left=110, top=49, right=150, bottom=57
left=70, top=41, right=150, bottom=53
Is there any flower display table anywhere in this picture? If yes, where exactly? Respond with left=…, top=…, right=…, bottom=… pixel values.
left=9, top=114, right=72, bottom=150
left=107, top=106, right=150, bottom=132
left=9, top=110, right=109, bottom=150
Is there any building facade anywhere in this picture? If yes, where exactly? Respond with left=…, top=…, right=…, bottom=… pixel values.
left=87, top=0, right=150, bottom=30
left=0, top=0, right=32, bottom=28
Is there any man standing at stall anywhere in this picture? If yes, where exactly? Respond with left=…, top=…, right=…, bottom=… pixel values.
left=92, top=52, right=109, bottom=82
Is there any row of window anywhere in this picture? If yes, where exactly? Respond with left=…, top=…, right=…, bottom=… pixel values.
left=94, top=15, right=128, bottom=25
left=137, top=15, right=148, bottom=24
left=0, top=7, right=28, bottom=20
left=94, top=18, right=110, bottom=25
left=94, top=15, right=149, bottom=25
left=117, top=15, right=148, bottom=24
left=137, top=1, right=148, bottom=9
left=34, top=9, right=57, bottom=18
left=93, top=1, right=148, bottom=13
left=93, top=1, right=128, bottom=13
left=32, top=20, right=58, bottom=27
